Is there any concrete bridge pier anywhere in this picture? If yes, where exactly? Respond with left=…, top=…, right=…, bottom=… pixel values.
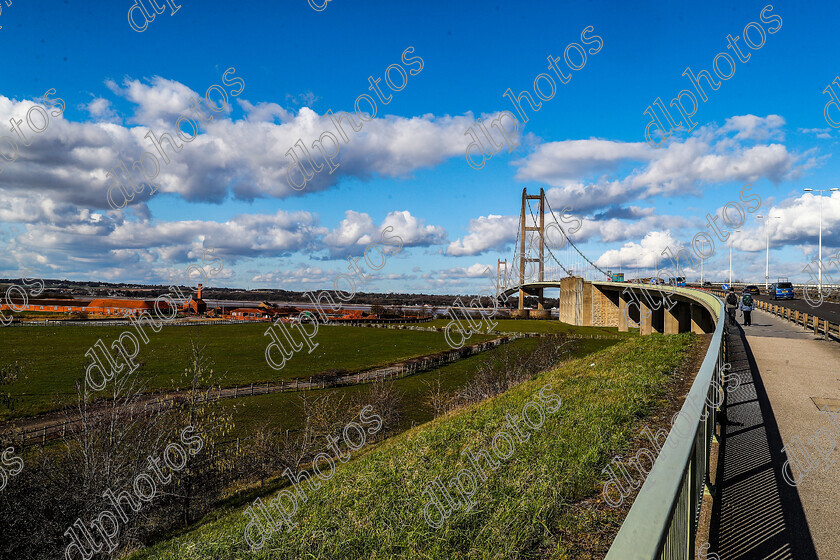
left=664, top=302, right=680, bottom=334
left=551, top=279, right=718, bottom=335
left=618, top=293, right=629, bottom=332
left=691, top=303, right=712, bottom=334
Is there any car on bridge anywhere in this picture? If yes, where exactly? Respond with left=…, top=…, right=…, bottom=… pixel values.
left=770, top=281, right=794, bottom=300
left=744, top=285, right=760, bottom=296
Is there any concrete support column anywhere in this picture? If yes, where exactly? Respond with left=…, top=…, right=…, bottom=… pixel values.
left=618, top=293, right=628, bottom=332
left=691, top=304, right=705, bottom=334
left=582, top=282, right=593, bottom=326
left=664, top=302, right=680, bottom=334
left=640, top=300, right=653, bottom=336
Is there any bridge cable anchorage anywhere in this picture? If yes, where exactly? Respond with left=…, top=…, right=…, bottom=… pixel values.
left=544, top=196, right=609, bottom=278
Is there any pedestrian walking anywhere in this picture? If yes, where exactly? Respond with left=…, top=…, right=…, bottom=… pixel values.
left=740, top=290, right=755, bottom=326
left=725, top=289, right=738, bottom=325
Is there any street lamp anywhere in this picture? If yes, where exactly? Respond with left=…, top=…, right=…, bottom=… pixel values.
left=729, top=230, right=742, bottom=286
left=756, top=215, right=781, bottom=290
left=803, top=188, right=839, bottom=294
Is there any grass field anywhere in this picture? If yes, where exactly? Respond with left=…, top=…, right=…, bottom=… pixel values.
left=219, top=337, right=621, bottom=439
left=127, top=333, right=696, bottom=560
left=0, top=324, right=495, bottom=420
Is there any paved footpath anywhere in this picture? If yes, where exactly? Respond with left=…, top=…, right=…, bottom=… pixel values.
left=743, top=310, right=840, bottom=559
left=712, top=309, right=840, bottom=560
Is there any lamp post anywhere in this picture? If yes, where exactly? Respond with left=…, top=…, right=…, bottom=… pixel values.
left=756, top=215, right=781, bottom=290
left=729, top=230, right=742, bottom=286
left=803, top=188, right=839, bottom=295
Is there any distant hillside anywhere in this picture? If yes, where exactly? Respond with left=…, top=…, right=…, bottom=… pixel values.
left=0, top=278, right=536, bottom=308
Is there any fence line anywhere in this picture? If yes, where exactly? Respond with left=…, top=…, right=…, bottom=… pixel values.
left=6, top=332, right=553, bottom=447
left=2, top=316, right=436, bottom=328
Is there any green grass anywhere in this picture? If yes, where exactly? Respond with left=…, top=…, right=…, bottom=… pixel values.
left=398, top=318, right=633, bottom=336
left=219, top=337, right=622, bottom=438
left=0, top=324, right=494, bottom=420
left=127, top=333, right=695, bottom=560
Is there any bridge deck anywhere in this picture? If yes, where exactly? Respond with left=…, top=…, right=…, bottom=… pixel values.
left=711, top=309, right=840, bottom=559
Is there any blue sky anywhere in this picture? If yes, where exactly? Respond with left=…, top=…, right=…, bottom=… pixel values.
left=2, top=0, right=839, bottom=293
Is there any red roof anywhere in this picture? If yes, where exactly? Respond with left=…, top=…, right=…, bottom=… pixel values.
left=86, top=299, right=162, bottom=310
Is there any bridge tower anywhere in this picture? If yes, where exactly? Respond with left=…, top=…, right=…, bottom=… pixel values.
left=496, top=258, right=508, bottom=299
left=518, top=187, right=547, bottom=315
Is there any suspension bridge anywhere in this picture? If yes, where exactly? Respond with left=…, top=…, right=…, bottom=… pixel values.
left=501, top=188, right=838, bottom=560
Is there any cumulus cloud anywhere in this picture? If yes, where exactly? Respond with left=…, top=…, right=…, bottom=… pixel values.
left=4, top=207, right=325, bottom=277
left=760, top=191, right=840, bottom=249
left=446, top=214, right=519, bottom=256
left=323, top=210, right=446, bottom=258
left=513, top=139, right=652, bottom=185
left=81, top=97, right=120, bottom=123
left=0, top=80, right=486, bottom=211
left=594, top=231, right=680, bottom=270
left=514, top=116, right=810, bottom=213
left=719, top=114, right=785, bottom=142
left=437, top=263, right=494, bottom=279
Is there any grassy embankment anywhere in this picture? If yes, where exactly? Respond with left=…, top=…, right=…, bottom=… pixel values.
left=0, top=324, right=495, bottom=420
left=223, top=336, right=619, bottom=438
left=128, top=333, right=696, bottom=560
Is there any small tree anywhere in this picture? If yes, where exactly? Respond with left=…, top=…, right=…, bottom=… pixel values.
left=369, top=305, right=386, bottom=317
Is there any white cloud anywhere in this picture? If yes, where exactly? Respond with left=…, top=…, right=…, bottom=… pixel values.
left=594, top=231, right=679, bottom=270
left=719, top=114, right=785, bottom=141
left=252, top=265, right=333, bottom=285
left=446, top=214, right=519, bottom=256
left=323, top=210, right=446, bottom=257
left=0, top=81, right=488, bottom=211
left=81, top=97, right=120, bottom=123
left=514, top=116, right=808, bottom=213
left=513, top=139, right=652, bottom=185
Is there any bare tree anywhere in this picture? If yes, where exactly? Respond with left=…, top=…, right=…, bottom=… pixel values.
left=421, top=371, right=453, bottom=418
left=354, top=380, right=403, bottom=440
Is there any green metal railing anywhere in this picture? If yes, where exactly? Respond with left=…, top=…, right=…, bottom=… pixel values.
left=604, top=286, right=725, bottom=560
